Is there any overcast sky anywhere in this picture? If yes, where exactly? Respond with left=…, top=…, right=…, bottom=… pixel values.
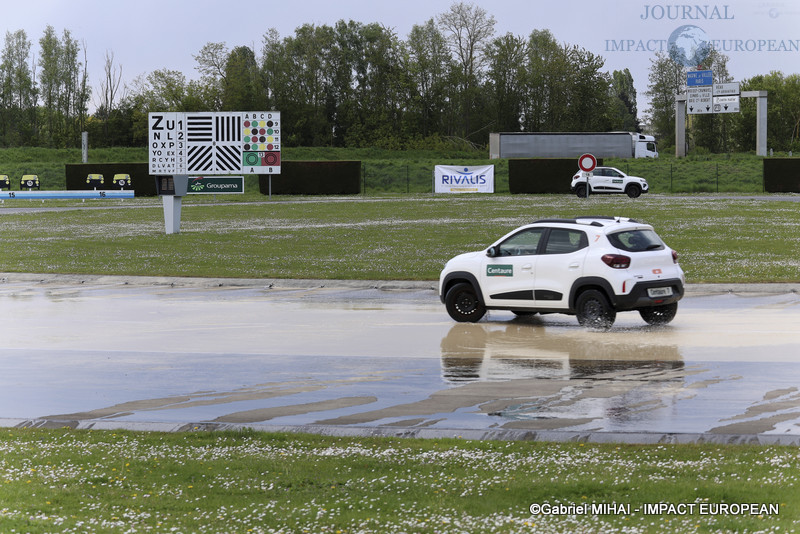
left=3, top=0, right=800, bottom=119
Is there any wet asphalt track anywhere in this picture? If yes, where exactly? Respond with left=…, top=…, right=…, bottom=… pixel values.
left=2, top=273, right=800, bottom=444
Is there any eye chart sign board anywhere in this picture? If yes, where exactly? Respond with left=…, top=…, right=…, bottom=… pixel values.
left=149, top=111, right=281, bottom=175
left=148, top=111, right=280, bottom=234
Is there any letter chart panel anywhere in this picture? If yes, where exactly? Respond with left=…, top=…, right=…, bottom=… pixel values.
left=149, top=111, right=280, bottom=175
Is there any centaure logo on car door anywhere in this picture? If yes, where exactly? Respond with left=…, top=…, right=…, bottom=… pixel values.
left=487, top=265, right=513, bottom=276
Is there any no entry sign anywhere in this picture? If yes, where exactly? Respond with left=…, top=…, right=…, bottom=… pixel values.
left=578, top=153, right=597, bottom=173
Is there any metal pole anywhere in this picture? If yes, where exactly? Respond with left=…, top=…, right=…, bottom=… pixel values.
left=586, top=172, right=590, bottom=198
left=81, top=132, right=88, bottom=163
left=740, top=90, right=768, bottom=156
left=675, top=94, right=687, bottom=158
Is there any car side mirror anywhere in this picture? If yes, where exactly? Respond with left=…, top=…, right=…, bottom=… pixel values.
left=486, top=246, right=498, bottom=258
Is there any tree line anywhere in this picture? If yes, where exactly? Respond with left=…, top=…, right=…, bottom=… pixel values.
left=1, top=26, right=90, bottom=147
left=2, top=2, right=799, bottom=153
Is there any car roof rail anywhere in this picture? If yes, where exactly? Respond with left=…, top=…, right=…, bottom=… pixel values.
left=531, top=218, right=577, bottom=224
left=531, top=216, right=640, bottom=227
left=576, top=216, right=640, bottom=225
left=531, top=218, right=608, bottom=228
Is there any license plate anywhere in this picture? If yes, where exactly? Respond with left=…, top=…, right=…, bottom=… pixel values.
left=648, top=287, right=673, bottom=298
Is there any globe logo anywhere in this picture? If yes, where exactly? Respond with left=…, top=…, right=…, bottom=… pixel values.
left=668, top=25, right=712, bottom=67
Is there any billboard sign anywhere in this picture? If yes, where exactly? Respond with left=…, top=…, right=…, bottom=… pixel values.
left=435, top=165, right=494, bottom=193
left=149, top=111, right=280, bottom=175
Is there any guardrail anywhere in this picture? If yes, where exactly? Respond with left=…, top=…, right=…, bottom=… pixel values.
left=1, top=190, right=135, bottom=200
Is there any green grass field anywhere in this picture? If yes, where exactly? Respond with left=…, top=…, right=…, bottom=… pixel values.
left=1, top=193, right=799, bottom=283
left=0, top=428, right=797, bottom=533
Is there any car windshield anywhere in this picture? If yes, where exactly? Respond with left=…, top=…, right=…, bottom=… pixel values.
left=607, top=229, right=664, bottom=252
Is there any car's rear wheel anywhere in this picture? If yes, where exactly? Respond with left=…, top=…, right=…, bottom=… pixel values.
left=575, top=184, right=587, bottom=198
left=639, top=302, right=678, bottom=325
left=625, top=184, right=641, bottom=198
left=445, top=283, right=486, bottom=323
left=575, top=289, right=616, bottom=329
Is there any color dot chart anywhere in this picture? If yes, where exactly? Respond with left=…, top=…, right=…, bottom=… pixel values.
left=242, top=112, right=281, bottom=173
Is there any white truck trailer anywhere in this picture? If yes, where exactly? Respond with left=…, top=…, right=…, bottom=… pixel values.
left=489, top=132, right=658, bottom=159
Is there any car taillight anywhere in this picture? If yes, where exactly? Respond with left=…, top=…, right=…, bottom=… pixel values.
left=672, top=250, right=679, bottom=263
left=601, top=254, right=631, bottom=269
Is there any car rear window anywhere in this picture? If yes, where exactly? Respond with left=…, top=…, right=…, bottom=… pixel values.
left=607, top=229, right=664, bottom=252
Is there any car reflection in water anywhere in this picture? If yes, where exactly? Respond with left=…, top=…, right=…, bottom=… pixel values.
left=440, top=320, right=683, bottom=382
left=439, top=317, right=686, bottom=428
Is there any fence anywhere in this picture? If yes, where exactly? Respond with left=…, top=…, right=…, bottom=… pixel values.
left=360, top=159, right=766, bottom=194
left=361, top=161, right=510, bottom=194
left=613, top=160, right=764, bottom=193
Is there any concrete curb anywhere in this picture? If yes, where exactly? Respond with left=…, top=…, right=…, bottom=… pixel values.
left=2, top=272, right=800, bottom=295
left=6, top=418, right=800, bottom=445
left=0, top=272, right=438, bottom=291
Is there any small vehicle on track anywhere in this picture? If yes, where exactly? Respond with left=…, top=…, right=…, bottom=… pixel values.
left=439, top=216, right=684, bottom=329
left=571, top=167, right=649, bottom=198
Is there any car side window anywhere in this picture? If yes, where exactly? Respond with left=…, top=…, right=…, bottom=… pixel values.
left=543, top=229, right=588, bottom=254
left=498, top=228, right=545, bottom=256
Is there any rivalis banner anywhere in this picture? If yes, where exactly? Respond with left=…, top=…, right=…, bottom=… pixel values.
left=434, top=165, right=495, bottom=193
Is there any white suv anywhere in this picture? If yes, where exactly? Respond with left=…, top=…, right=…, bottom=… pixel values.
left=571, top=167, right=649, bottom=198
left=439, top=217, right=684, bottom=329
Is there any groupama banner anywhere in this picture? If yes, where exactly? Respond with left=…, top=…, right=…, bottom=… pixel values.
left=434, top=165, right=495, bottom=194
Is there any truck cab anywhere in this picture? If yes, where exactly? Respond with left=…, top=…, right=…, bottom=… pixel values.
left=634, top=134, right=658, bottom=158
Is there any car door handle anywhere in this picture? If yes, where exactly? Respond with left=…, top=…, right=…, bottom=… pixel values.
left=568, top=262, right=580, bottom=269
left=521, top=264, right=532, bottom=271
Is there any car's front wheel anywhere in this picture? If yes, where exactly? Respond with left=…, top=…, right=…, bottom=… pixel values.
left=625, top=184, right=642, bottom=198
left=445, top=283, right=486, bottom=322
left=575, top=289, right=616, bottom=329
left=639, top=302, right=678, bottom=325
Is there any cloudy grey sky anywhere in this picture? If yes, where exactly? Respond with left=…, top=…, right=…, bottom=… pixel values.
left=3, top=0, right=799, bottom=118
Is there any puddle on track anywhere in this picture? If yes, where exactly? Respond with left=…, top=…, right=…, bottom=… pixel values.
left=1, top=281, right=799, bottom=437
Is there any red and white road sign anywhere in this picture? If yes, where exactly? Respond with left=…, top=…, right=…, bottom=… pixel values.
left=578, top=153, right=597, bottom=173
